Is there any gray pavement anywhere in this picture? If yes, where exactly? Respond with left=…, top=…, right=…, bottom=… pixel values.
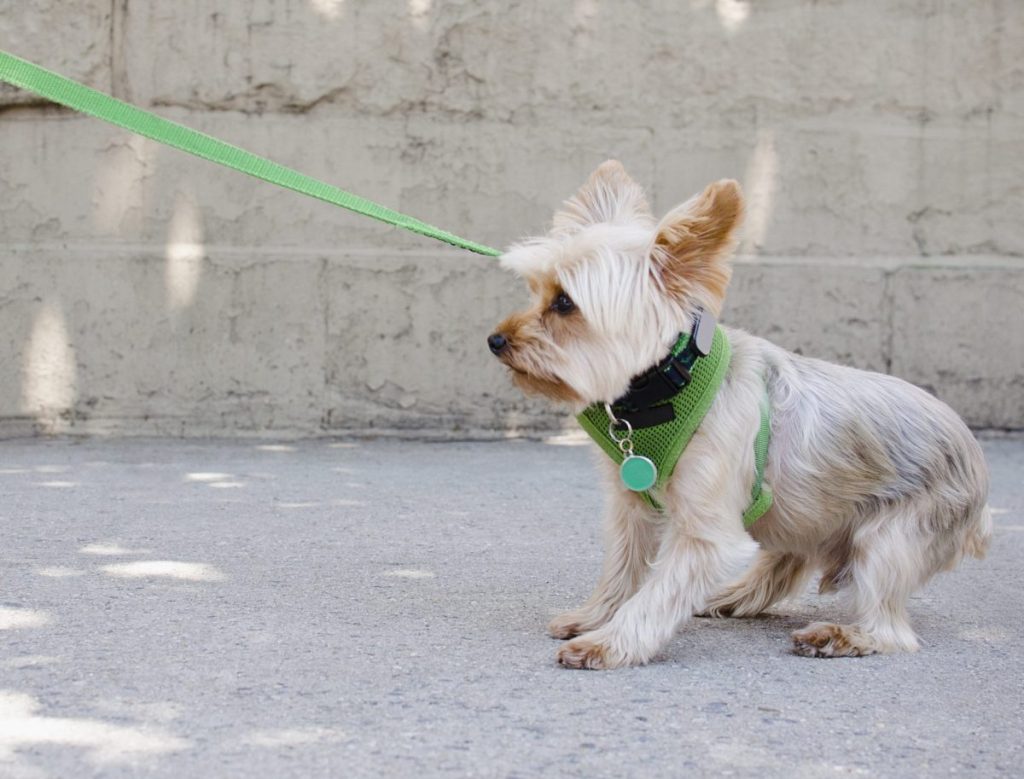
left=1, top=435, right=1022, bottom=778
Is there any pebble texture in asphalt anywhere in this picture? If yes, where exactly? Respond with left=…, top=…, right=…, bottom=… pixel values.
left=1, top=436, right=1021, bottom=777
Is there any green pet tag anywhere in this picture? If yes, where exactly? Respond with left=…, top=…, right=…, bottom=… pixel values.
left=605, top=404, right=658, bottom=493
left=620, top=454, right=658, bottom=492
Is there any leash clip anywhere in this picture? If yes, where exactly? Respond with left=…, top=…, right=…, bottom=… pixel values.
left=605, top=403, right=635, bottom=457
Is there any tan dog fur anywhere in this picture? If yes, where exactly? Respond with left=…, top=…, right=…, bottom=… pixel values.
left=490, top=161, right=991, bottom=669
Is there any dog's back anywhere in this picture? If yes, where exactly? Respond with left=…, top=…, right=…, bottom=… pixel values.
left=738, top=327, right=991, bottom=582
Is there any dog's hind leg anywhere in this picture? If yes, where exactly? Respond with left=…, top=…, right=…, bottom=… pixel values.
left=703, top=550, right=809, bottom=617
left=548, top=491, right=659, bottom=640
left=792, top=513, right=922, bottom=658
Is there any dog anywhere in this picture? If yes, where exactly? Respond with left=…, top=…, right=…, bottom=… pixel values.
left=488, top=160, right=991, bottom=669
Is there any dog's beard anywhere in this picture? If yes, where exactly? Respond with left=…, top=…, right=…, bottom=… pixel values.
left=508, top=365, right=581, bottom=403
left=499, top=350, right=582, bottom=403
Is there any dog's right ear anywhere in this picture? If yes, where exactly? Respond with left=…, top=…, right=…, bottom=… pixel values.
left=552, top=160, right=650, bottom=234
left=651, top=180, right=744, bottom=314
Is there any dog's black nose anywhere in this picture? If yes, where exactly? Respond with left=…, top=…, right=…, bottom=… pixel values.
left=487, top=333, right=508, bottom=355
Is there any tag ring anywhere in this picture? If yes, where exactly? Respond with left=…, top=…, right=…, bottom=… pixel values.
left=605, top=403, right=633, bottom=442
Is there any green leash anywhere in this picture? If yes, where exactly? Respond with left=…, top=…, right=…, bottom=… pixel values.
left=0, top=49, right=500, bottom=257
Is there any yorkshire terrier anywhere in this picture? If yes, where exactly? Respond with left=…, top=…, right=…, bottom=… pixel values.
left=488, top=160, right=991, bottom=669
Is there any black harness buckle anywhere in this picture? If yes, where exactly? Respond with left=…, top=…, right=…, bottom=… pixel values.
left=608, top=309, right=717, bottom=430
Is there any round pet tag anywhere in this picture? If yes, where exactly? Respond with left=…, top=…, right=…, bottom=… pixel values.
left=620, top=455, right=658, bottom=492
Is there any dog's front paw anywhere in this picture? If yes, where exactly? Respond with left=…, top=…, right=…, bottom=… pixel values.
left=556, top=633, right=626, bottom=670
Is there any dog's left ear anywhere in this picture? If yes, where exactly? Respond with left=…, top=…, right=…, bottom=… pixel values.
left=553, top=160, right=651, bottom=233
left=652, top=179, right=744, bottom=313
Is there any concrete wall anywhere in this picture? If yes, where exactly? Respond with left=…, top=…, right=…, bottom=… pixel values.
left=1, top=0, right=1022, bottom=436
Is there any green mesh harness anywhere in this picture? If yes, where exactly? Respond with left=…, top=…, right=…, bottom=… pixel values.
left=577, top=326, right=773, bottom=529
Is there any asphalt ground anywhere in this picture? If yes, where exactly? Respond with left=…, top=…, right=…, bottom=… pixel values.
left=1, top=435, right=1022, bottom=777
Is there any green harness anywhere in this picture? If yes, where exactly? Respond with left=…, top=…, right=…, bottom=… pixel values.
left=577, top=325, right=773, bottom=529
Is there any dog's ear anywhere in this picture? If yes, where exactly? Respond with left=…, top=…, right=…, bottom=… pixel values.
left=651, top=179, right=743, bottom=313
left=553, top=160, right=650, bottom=233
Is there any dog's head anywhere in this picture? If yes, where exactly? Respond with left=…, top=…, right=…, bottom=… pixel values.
left=488, top=160, right=744, bottom=407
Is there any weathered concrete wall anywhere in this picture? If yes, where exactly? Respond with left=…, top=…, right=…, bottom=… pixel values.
left=1, top=1, right=1022, bottom=436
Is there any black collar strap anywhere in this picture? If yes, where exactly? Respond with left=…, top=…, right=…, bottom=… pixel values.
left=610, top=308, right=717, bottom=429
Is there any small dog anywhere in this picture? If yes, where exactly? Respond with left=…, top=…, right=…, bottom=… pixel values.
left=488, top=160, right=991, bottom=669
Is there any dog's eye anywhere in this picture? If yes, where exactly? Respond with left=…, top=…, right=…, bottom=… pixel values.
left=552, top=292, right=575, bottom=315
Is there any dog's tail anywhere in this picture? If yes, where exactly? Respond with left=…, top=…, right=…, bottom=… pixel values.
left=963, top=504, right=993, bottom=560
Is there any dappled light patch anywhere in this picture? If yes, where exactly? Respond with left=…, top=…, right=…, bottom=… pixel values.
left=184, top=472, right=246, bottom=489
left=79, top=543, right=147, bottom=556
left=239, top=726, right=347, bottom=747
left=383, top=569, right=436, bottom=580
left=164, top=190, right=204, bottom=312
left=543, top=431, right=590, bottom=447
left=0, top=691, right=187, bottom=764
left=35, top=480, right=79, bottom=488
left=308, top=0, right=345, bottom=20
left=93, top=134, right=154, bottom=236
left=573, top=0, right=597, bottom=27
left=36, top=567, right=87, bottom=578
left=959, top=626, right=1009, bottom=643
left=0, top=656, right=59, bottom=670
left=715, top=0, right=750, bottom=33
left=21, top=301, right=77, bottom=429
left=274, top=498, right=366, bottom=509
left=408, top=0, right=431, bottom=31
left=0, top=608, right=52, bottom=630
left=741, top=128, right=778, bottom=253
left=255, top=444, right=297, bottom=453
left=99, top=561, right=226, bottom=582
